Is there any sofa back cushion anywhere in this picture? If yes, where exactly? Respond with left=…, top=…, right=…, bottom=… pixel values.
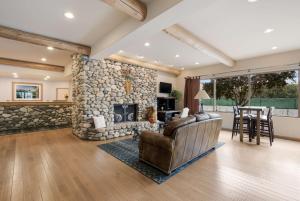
left=170, top=118, right=222, bottom=170
left=194, top=113, right=210, bottom=121
left=163, top=116, right=196, bottom=137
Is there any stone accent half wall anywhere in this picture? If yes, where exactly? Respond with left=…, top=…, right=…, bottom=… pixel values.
left=72, top=55, right=158, bottom=140
left=0, top=102, right=72, bottom=134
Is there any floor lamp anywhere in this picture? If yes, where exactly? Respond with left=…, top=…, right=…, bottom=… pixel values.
left=194, top=90, right=210, bottom=113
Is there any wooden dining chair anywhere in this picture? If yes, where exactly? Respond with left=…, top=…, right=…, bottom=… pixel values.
left=252, top=107, right=274, bottom=146
left=232, top=106, right=252, bottom=141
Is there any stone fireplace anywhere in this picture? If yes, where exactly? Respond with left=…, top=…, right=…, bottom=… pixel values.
left=114, top=104, right=138, bottom=123
left=71, top=55, right=158, bottom=141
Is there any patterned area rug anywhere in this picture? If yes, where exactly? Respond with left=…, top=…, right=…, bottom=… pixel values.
left=98, top=139, right=224, bottom=184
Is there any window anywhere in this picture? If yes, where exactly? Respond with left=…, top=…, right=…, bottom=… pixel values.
left=250, top=70, right=298, bottom=117
left=200, top=69, right=299, bottom=117
left=200, top=79, right=214, bottom=112
left=215, top=76, right=249, bottom=112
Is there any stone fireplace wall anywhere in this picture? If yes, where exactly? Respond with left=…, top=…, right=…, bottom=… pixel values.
left=72, top=54, right=158, bottom=140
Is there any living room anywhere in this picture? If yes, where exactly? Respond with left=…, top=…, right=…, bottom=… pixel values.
left=0, top=0, right=299, bottom=201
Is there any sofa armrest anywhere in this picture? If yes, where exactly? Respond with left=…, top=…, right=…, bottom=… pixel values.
left=140, top=131, right=174, bottom=151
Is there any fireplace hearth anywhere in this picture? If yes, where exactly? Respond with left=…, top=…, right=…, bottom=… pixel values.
left=114, top=104, right=138, bottom=123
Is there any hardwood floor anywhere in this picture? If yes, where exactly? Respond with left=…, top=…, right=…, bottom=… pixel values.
left=0, top=128, right=299, bottom=201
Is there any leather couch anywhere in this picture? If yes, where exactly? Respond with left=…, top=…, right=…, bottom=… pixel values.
left=139, top=114, right=222, bottom=174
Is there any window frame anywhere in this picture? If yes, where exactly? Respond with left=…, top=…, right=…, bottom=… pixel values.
left=201, top=68, right=300, bottom=118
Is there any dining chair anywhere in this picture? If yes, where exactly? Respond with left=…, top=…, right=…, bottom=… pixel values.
left=232, top=106, right=252, bottom=141
left=252, top=107, right=274, bottom=146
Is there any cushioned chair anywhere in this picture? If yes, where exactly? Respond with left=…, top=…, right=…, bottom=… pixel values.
left=139, top=114, right=222, bottom=174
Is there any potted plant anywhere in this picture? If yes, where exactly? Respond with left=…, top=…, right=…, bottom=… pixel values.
left=170, top=90, right=182, bottom=109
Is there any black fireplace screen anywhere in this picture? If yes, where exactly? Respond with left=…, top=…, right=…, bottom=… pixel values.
left=114, top=104, right=138, bottom=123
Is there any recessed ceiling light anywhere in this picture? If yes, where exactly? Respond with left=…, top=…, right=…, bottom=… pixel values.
left=180, top=67, right=185, bottom=70
left=248, top=0, right=258, bottom=3
left=47, top=46, right=54, bottom=50
left=264, top=28, right=274, bottom=34
left=272, top=46, right=278, bottom=50
left=175, top=54, right=180, bottom=58
left=12, top=73, right=18, bottom=78
left=41, top=58, right=47, bottom=62
left=144, top=42, right=150, bottom=47
left=64, top=12, right=74, bottom=19
left=154, top=60, right=159, bottom=64
left=118, top=50, right=124, bottom=54
left=137, top=55, right=144, bottom=59
left=195, top=62, right=200, bottom=65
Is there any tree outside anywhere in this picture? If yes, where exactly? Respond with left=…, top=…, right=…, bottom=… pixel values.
left=202, top=71, right=298, bottom=107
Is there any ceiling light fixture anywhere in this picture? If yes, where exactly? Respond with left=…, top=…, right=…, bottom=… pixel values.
left=175, top=54, right=180, bottom=58
left=118, top=50, right=124, bottom=54
left=272, top=46, right=278, bottom=50
left=137, top=55, right=144, bottom=59
left=195, top=62, right=200, bottom=65
left=248, top=0, right=258, bottom=3
left=169, top=64, right=174, bottom=67
left=47, top=46, right=54, bottom=50
left=64, top=12, right=74, bottom=19
left=41, top=58, right=47, bottom=62
left=180, top=67, right=185, bottom=70
left=264, top=28, right=274, bottom=34
left=154, top=60, right=159, bottom=64
left=12, top=73, right=18, bottom=78
left=144, top=42, right=150, bottom=47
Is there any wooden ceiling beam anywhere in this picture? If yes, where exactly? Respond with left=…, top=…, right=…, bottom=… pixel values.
left=102, top=0, right=147, bottom=21
left=109, top=54, right=181, bottom=76
left=0, top=25, right=91, bottom=55
left=0, top=57, right=65, bottom=72
left=164, top=24, right=235, bottom=67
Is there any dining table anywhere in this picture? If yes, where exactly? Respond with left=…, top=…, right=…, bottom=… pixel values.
left=238, top=106, right=267, bottom=145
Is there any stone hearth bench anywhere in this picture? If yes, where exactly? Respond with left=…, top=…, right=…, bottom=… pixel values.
left=85, top=121, right=158, bottom=141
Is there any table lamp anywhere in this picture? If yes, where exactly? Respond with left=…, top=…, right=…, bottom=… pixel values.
left=194, top=90, right=210, bottom=113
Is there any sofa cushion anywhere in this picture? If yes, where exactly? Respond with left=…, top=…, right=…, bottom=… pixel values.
left=163, top=116, right=196, bottom=136
left=208, top=113, right=221, bottom=119
left=194, top=113, right=210, bottom=121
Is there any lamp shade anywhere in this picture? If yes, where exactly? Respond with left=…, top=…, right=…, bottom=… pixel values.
left=194, top=90, right=210, bottom=99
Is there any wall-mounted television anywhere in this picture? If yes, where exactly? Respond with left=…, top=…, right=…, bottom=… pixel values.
left=159, top=82, right=172, bottom=93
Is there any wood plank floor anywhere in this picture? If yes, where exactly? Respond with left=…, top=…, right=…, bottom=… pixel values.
left=0, top=128, right=299, bottom=201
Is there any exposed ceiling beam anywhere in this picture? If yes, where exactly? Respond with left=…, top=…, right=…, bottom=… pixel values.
left=91, top=0, right=218, bottom=59
left=109, top=54, right=181, bottom=76
left=0, top=57, right=65, bottom=72
left=102, top=0, right=147, bottom=21
left=0, top=25, right=91, bottom=55
left=163, top=24, right=235, bottom=67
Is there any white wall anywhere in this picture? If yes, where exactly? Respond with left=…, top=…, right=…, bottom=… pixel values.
left=176, top=50, right=300, bottom=140
left=0, top=78, right=71, bottom=101
left=157, top=71, right=178, bottom=97
left=214, top=112, right=300, bottom=141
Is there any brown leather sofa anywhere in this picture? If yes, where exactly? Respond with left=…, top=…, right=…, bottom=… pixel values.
left=139, top=114, right=222, bottom=174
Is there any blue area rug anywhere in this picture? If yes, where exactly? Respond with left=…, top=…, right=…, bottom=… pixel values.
left=98, top=139, right=224, bottom=184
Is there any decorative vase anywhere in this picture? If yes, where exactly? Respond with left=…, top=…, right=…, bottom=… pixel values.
left=124, top=79, right=132, bottom=94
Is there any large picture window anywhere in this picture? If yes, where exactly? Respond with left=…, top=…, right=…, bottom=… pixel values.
left=200, top=69, right=299, bottom=117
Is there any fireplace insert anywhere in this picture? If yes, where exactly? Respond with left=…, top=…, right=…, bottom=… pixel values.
left=114, top=104, right=138, bottom=123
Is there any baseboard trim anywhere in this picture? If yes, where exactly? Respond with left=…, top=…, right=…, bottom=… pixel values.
left=274, top=135, right=300, bottom=142
left=221, top=129, right=300, bottom=142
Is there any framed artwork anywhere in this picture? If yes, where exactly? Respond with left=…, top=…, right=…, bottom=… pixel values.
left=56, top=88, right=69, bottom=101
left=12, top=82, right=43, bottom=101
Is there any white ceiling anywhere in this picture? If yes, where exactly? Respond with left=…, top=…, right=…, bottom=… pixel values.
left=119, top=0, right=300, bottom=68
left=178, top=0, right=300, bottom=61
left=0, top=0, right=128, bottom=45
left=0, top=37, right=72, bottom=66
left=1, top=0, right=300, bottom=75
left=0, top=64, right=70, bottom=81
left=121, top=31, right=218, bottom=69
